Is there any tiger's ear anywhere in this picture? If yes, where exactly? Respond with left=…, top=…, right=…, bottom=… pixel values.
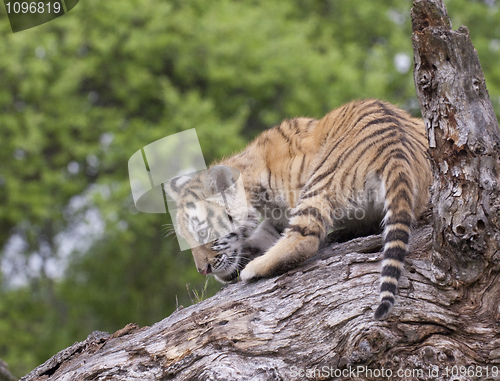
left=164, top=175, right=193, bottom=202
left=204, top=165, right=240, bottom=194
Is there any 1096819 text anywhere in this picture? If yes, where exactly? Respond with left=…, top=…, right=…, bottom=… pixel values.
left=5, top=2, right=61, bottom=13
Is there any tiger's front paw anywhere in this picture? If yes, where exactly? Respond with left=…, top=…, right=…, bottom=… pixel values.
left=211, top=232, right=239, bottom=254
left=240, top=256, right=270, bottom=281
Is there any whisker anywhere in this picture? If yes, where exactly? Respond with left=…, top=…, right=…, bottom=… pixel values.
left=162, top=224, right=177, bottom=238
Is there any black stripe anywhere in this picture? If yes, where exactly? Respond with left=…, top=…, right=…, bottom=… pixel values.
left=367, top=145, right=409, bottom=174
left=348, top=165, right=360, bottom=196
left=381, top=264, right=401, bottom=279
left=300, top=186, right=327, bottom=200
left=321, top=129, right=400, bottom=192
left=207, top=208, right=214, bottom=220
left=325, top=106, right=350, bottom=140
left=376, top=100, right=401, bottom=119
left=385, top=229, right=410, bottom=244
left=310, top=102, right=379, bottom=175
left=413, top=135, right=429, bottom=152
left=385, top=172, right=412, bottom=196
left=350, top=105, right=384, bottom=130
left=276, top=124, right=292, bottom=144
left=297, top=155, right=306, bottom=187
left=403, top=130, right=428, bottom=153
left=390, top=189, right=413, bottom=208
left=294, top=119, right=303, bottom=134
left=330, top=126, right=400, bottom=174
left=398, top=135, right=420, bottom=163
left=339, top=161, right=357, bottom=193
left=289, top=224, right=321, bottom=237
left=305, top=127, right=399, bottom=194
left=260, top=136, right=271, bottom=145
left=393, top=151, right=411, bottom=163
left=308, top=140, right=345, bottom=185
left=383, top=163, right=411, bottom=182
left=403, top=118, right=428, bottom=143
left=215, top=216, right=230, bottom=233
left=380, top=282, right=397, bottom=294
left=338, top=144, right=409, bottom=192
left=409, top=130, right=429, bottom=153
left=381, top=147, right=410, bottom=164
left=324, top=100, right=379, bottom=144
left=345, top=111, right=377, bottom=135
left=299, top=154, right=306, bottom=173
left=287, top=156, right=293, bottom=189
left=344, top=148, right=408, bottom=196
left=383, top=247, right=406, bottom=262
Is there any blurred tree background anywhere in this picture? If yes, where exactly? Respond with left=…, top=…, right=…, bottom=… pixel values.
left=1, top=0, right=500, bottom=377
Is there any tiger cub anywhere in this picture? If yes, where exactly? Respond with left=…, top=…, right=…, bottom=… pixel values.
left=166, top=100, right=431, bottom=320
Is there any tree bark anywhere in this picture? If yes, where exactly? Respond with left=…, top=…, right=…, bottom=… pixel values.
left=0, top=359, right=17, bottom=381
left=412, top=0, right=500, bottom=287
left=20, top=1, right=500, bottom=380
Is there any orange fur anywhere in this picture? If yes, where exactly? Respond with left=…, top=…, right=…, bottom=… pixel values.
left=167, top=100, right=432, bottom=319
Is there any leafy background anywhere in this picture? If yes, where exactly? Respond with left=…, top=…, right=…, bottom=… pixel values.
left=1, top=0, right=499, bottom=377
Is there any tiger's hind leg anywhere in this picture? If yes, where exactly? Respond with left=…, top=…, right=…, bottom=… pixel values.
left=240, top=201, right=329, bottom=281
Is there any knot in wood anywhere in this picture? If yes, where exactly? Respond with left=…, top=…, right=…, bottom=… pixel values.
left=472, top=77, right=481, bottom=94
left=473, top=143, right=484, bottom=155
left=418, top=70, right=433, bottom=91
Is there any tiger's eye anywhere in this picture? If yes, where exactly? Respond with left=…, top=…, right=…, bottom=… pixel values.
left=198, top=229, right=208, bottom=238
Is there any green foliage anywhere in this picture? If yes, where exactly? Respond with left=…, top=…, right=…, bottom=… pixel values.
left=0, top=0, right=499, bottom=377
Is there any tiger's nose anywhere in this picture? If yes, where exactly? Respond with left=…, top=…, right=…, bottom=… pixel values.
left=198, top=264, right=212, bottom=275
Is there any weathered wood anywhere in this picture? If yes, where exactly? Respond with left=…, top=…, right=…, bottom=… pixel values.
left=18, top=217, right=500, bottom=381
left=412, top=0, right=500, bottom=286
left=20, top=1, right=500, bottom=380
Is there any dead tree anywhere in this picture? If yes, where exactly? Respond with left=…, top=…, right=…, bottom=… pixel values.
left=20, top=1, right=500, bottom=380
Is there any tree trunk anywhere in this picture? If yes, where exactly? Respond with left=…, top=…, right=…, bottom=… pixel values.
left=20, top=1, right=500, bottom=380
left=412, top=0, right=500, bottom=287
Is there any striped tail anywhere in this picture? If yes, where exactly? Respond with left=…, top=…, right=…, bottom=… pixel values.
left=374, top=196, right=413, bottom=320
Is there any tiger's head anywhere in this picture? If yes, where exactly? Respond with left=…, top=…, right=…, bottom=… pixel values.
left=164, top=165, right=258, bottom=282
